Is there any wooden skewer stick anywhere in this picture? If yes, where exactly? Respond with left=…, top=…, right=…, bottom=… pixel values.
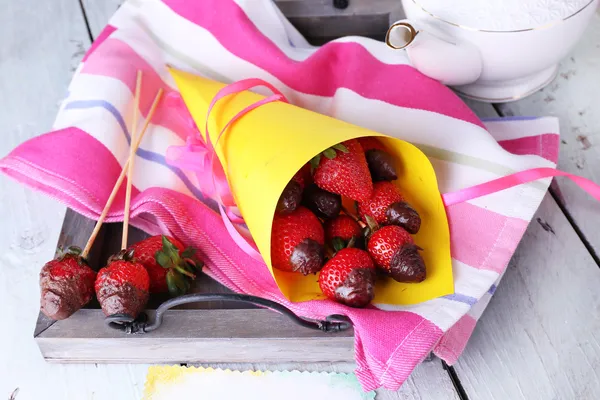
left=122, top=71, right=143, bottom=250
left=80, top=85, right=164, bottom=259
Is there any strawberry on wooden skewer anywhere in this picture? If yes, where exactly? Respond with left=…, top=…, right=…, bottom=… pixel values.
left=39, top=75, right=164, bottom=321
left=95, top=249, right=149, bottom=318
left=39, top=247, right=96, bottom=320
left=95, top=71, right=151, bottom=318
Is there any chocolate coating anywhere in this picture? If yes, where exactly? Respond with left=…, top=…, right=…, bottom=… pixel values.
left=389, top=244, right=426, bottom=283
left=96, top=282, right=149, bottom=318
left=365, top=149, right=398, bottom=181
left=334, top=268, right=375, bottom=308
left=39, top=256, right=96, bottom=320
left=302, top=184, right=341, bottom=219
left=386, top=201, right=421, bottom=234
left=276, top=180, right=303, bottom=214
left=290, top=238, right=325, bottom=275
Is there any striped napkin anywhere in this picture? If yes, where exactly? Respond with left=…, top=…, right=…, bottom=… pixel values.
left=0, top=0, right=559, bottom=391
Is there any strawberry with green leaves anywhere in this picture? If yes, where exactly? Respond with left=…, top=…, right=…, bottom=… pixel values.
left=128, top=235, right=201, bottom=296
left=312, top=139, right=373, bottom=202
left=318, top=248, right=375, bottom=308
left=271, top=206, right=325, bottom=275
left=367, top=224, right=425, bottom=283
left=357, top=181, right=421, bottom=234
left=95, top=249, right=150, bottom=318
left=39, top=246, right=96, bottom=320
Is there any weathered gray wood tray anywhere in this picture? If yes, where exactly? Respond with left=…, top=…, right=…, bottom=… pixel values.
left=34, top=0, right=403, bottom=364
left=35, top=210, right=354, bottom=363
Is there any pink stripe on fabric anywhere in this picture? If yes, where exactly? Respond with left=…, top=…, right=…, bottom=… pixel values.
left=80, top=38, right=187, bottom=139
left=434, top=314, right=477, bottom=365
left=162, top=0, right=484, bottom=128
left=498, top=134, right=559, bottom=163
left=446, top=202, right=528, bottom=273
left=0, top=127, right=137, bottom=216
left=82, top=25, right=117, bottom=62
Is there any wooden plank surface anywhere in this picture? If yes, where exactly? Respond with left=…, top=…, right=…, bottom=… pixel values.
left=454, top=192, right=600, bottom=399
left=0, top=1, right=151, bottom=399
left=38, top=309, right=355, bottom=363
left=495, top=10, right=600, bottom=258
left=456, top=101, right=600, bottom=398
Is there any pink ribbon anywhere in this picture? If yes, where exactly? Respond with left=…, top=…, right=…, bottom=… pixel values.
left=166, top=77, right=600, bottom=261
left=166, top=79, right=288, bottom=261
left=442, top=167, right=600, bottom=206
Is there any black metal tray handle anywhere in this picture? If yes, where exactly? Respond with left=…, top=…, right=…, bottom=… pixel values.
left=105, top=293, right=353, bottom=334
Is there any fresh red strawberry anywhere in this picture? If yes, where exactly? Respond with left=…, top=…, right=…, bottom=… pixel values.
left=39, top=247, right=96, bottom=320
left=128, top=235, right=201, bottom=295
left=357, top=182, right=421, bottom=233
left=318, top=248, right=375, bottom=308
left=271, top=206, right=325, bottom=275
left=312, top=140, right=373, bottom=202
left=95, top=250, right=150, bottom=317
left=358, top=137, right=397, bottom=181
left=357, top=137, right=386, bottom=152
left=358, top=182, right=405, bottom=224
left=325, top=215, right=361, bottom=242
left=367, top=225, right=425, bottom=282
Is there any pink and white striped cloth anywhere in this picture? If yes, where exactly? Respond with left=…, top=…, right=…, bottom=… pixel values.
left=0, top=0, right=562, bottom=391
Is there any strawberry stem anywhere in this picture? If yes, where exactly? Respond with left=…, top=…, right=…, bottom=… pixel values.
left=175, top=266, right=196, bottom=279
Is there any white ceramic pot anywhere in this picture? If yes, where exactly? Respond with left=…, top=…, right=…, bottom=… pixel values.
left=386, top=0, right=599, bottom=102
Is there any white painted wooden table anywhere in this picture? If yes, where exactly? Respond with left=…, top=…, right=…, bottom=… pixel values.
left=0, top=1, right=599, bottom=399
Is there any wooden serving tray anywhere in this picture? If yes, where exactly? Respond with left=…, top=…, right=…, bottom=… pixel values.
left=35, top=210, right=354, bottom=363
left=34, top=0, right=401, bottom=364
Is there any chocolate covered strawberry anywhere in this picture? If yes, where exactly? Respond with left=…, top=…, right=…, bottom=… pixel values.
left=367, top=225, right=425, bottom=283
left=303, top=184, right=341, bottom=219
left=128, top=235, right=201, bottom=296
left=357, top=137, right=398, bottom=182
left=325, top=215, right=362, bottom=250
left=312, top=140, right=373, bottom=202
left=39, top=247, right=96, bottom=320
left=318, top=248, right=375, bottom=308
left=357, top=181, right=421, bottom=234
left=276, top=164, right=312, bottom=214
left=271, top=206, right=325, bottom=275
left=95, top=250, right=149, bottom=317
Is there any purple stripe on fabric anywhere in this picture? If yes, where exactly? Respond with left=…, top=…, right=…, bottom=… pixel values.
left=488, top=284, right=497, bottom=294
left=481, top=116, right=540, bottom=122
left=64, top=99, right=217, bottom=210
left=442, top=293, right=479, bottom=306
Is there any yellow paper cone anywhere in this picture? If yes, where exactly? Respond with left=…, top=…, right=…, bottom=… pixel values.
left=170, top=68, right=453, bottom=305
